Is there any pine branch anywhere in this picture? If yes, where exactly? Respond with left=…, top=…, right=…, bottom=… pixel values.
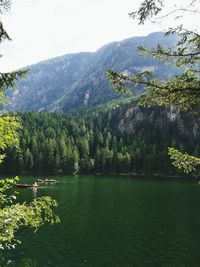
left=0, top=21, right=11, bottom=42
left=0, top=70, right=29, bottom=92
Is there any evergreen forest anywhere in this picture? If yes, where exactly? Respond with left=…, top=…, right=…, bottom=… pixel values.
left=1, top=99, right=200, bottom=176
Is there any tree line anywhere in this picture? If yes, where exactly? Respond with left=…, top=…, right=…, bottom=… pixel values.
left=1, top=100, right=200, bottom=176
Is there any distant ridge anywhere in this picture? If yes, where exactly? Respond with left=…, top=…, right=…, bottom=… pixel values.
left=6, top=32, right=178, bottom=113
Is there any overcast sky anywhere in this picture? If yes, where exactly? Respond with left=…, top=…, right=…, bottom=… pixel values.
left=0, top=0, right=199, bottom=71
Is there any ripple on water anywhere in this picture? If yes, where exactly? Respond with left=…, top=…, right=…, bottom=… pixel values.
left=3, top=176, right=200, bottom=267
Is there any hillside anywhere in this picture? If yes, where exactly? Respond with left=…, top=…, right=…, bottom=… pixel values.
left=1, top=98, right=200, bottom=175
left=6, top=32, right=178, bottom=112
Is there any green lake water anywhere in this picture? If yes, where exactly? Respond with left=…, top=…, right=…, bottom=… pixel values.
left=1, top=175, right=200, bottom=267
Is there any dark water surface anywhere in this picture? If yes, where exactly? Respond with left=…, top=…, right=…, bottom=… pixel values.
left=1, top=175, right=200, bottom=266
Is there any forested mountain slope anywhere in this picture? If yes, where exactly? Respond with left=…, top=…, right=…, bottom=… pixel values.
left=1, top=99, right=200, bottom=175
left=6, top=32, right=177, bottom=112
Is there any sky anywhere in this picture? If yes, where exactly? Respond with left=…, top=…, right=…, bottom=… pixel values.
left=0, top=0, right=199, bottom=71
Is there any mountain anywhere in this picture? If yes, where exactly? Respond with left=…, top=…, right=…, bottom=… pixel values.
left=6, top=32, right=178, bottom=112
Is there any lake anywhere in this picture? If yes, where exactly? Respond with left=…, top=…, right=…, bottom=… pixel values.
left=1, top=175, right=200, bottom=266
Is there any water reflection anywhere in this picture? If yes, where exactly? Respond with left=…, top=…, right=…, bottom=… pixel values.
left=0, top=257, right=37, bottom=267
left=2, top=176, right=200, bottom=266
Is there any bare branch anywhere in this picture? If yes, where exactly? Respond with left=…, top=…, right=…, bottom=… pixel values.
left=155, top=8, right=200, bottom=20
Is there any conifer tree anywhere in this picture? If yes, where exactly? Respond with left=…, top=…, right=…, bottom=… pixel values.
left=107, top=0, right=200, bottom=174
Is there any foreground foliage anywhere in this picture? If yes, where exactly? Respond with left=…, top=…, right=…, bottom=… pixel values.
left=168, top=147, right=200, bottom=174
left=107, top=0, right=200, bottom=174
left=0, top=120, right=60, bottom=250
left=0, top=0, right=59, bottom=250
left=0, top=178, right=59, bottom=249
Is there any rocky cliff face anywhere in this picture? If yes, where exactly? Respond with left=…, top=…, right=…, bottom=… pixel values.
left=117, top=103, right=200, bottom=144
